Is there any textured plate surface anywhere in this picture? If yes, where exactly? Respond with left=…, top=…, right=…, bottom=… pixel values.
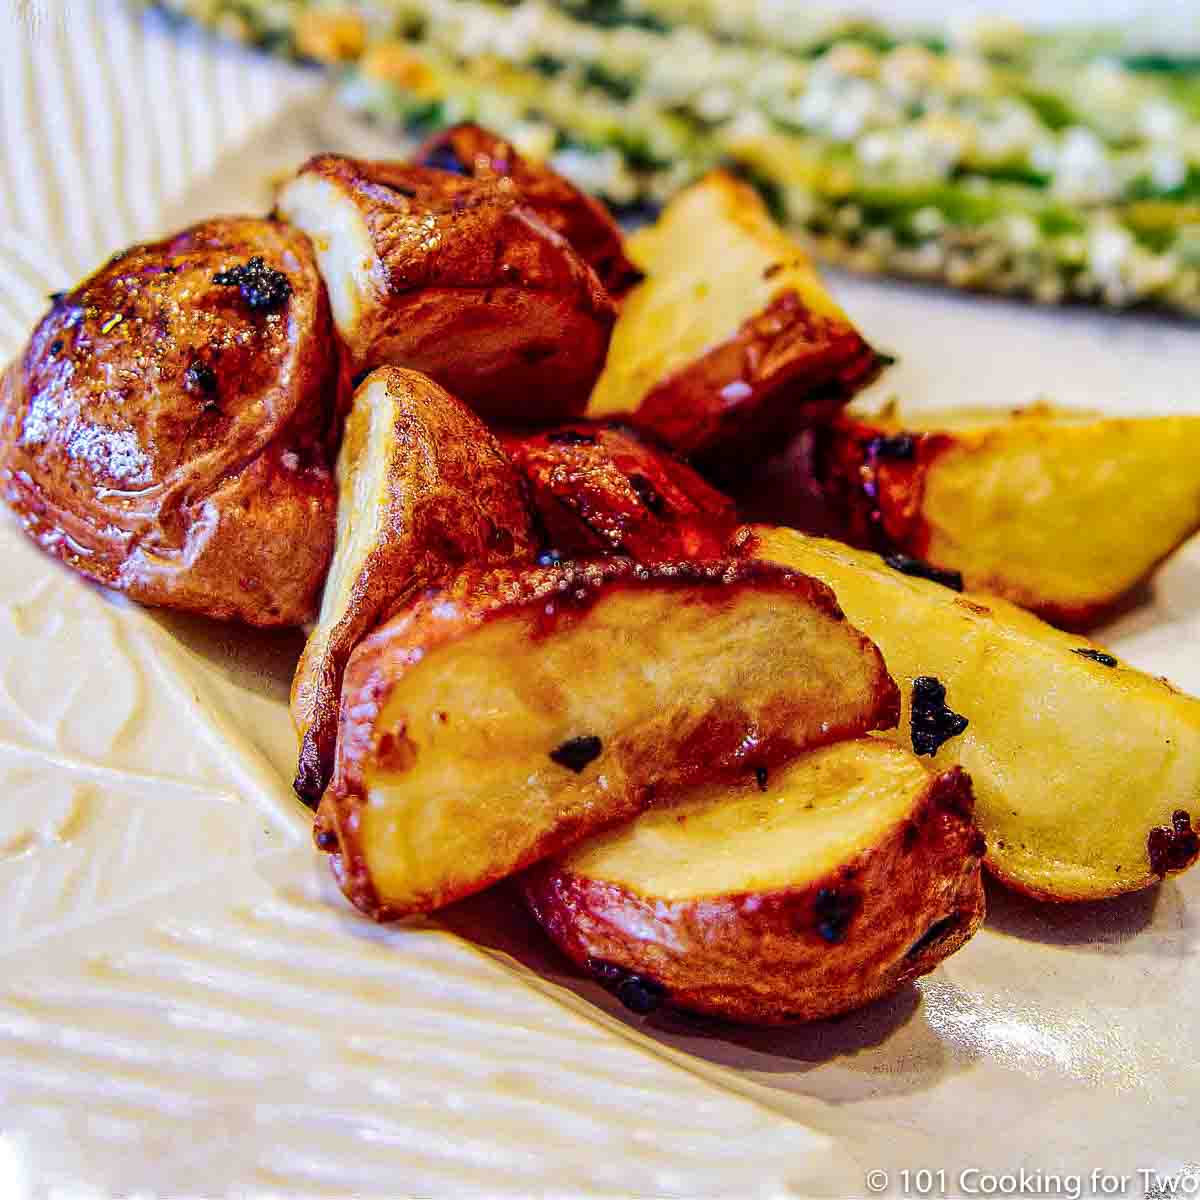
left=0, top=3, right=1198, bottom=1198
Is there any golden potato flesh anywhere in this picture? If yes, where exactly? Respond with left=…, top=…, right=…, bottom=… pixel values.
left=276, top=155, right=615, bottom=426
left=805, top=404, right=1200, bottom=629
left=753, top=526, right=1200, bottom=901
left=291, top=367, right=536, bottom=806
left=318, top=557, right=900, bottom=920
left=0, top=218, right=342, bottom=626
left=413, top=123, right=641, bottom=296
left=587, top=171, right=880, bottom=470
left=523, top=738, right=986, bottom=1025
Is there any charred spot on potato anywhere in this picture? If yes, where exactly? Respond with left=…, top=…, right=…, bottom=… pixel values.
left=314, top=828, right=337, bottom=851
left=421, top=144, right=470, bottom=175
left=537, top=549, right=563, bottom=566
left=813, top=887, right=860, bottom=944
left=546, top=429, right=597, bottom=446
left=1147, top=810, right=1200, bottom=877
left=910, top=676, right=969, bottom=757
left=585, top=957, right=625, bottom=986
left=1074, top=648, right=1118, bottom=668
left=906, top=912, right=961, bottom=959
left=549, top=734, right=603, bottom=773
left=585, top=958, right=667, bottom=1014
left=884, top=553, right=964, bottom=592
left=617, top=975, right=667, bottom=1015
left=755, top=766, right=769, bottom=792
left=519, top=341, right=558, bottom=365
left=213, top=256, right=292, bottom=312
left=867, top=433, right=916, bottom=461
left=183, top=360, right=218, bottom=397
left=970, top=830, right=988, bottom=858
left=628, top=473, right=666, bottom=514
left=48, top=291, right=67, bottom=306
left=902, top=820, right=920, bottom=851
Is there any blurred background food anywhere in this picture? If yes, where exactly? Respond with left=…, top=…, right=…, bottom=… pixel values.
left=152, top=1, right=1200, bottom=315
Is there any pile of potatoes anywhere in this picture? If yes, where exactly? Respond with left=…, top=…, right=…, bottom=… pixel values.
left=4, top=124, right=1198, bottom=1026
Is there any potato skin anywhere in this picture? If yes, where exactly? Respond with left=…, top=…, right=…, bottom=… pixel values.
left=522, top=766, right=986, bottom=1025
left=291, top=367, right=536, bottom=805
left=319, top=557, right=901, bottom=920
left=775, top=409, right=1200, bottom=630
left=0, top=218, right=342, bottom=626
left=589, top=173, right=882, bottom=474
left=283, top=155, right=615, bottom=425
left=634, top=291, right=882, bottom=475
left=413, top=123, right=641, bottom=297
left=500, top=421, right=741, bottom=562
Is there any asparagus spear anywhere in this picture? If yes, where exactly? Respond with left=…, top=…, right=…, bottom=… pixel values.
left=147, top=0, right=1200, bottom=315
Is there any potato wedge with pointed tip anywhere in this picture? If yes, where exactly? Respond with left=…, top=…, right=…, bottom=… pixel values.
left=277, top=154, right=615, bottom=425
left=500, top=420, right=740, bottom=562
left=522, top=738, right=985, bottom=1025
left=317, top=557, right=900, bottom=920
left=753, top=526, right=1200, bottom=901
left=413, top=123, right=641, bottom=297
left=587, top=172, right=882, bottom=472
left=792, top=404, right=1200, bottom=630
left=291, top=367, right=535, bottom=806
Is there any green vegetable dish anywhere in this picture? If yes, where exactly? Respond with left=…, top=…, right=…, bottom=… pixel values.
left=155, top=0, right=1200, bottom=315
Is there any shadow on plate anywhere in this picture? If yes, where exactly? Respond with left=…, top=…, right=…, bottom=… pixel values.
left=982, top=875, right=1192, bottom=956
left=147, top=607, right=305, bottom=705
left=438, top=884, right=970, bottom=1100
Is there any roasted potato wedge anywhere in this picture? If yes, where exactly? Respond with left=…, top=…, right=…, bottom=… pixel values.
left=587, top=171, right=881, bottom=471
left=291, top=367, right=536, bottom=806
left=413, top=123, right=641, bottom=296
left=0, top=218, right=342, bottom=626
left=317, top=557, right=900, bottom=920
left=522, top=738, right=985, bottom=1025
left=753, top=526, right=1200, bottom=901
left=500, top=421, right=740, bottom=562
left=795, top=404, right=1200, bottom=629
left=277, top=155, right=615, bottom=425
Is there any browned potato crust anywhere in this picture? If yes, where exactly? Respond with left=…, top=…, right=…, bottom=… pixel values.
left=318, top=557, right=900, bottom=920
left=784, top=405, right=1200, bottom=630
left=753, top=527, right=1200, bottom=901
left=0, top=218, right=342, bottom=626
left=277, top=155, right=615, bottom=426
left=413, top=123, right=641, bottom=296
left=291, top=367, right=536, bottom=805
left=500, top=421, right=740, bottom=562
left=588, top=172, right=882, bottom=473
left=523, top=739, right=985, bottom=1025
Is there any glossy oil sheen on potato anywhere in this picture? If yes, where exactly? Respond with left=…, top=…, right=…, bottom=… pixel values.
left=290, top=367, right=535, bottom=804
left=500, top=420, right=739, bottom=562
left=277, top=155, right=615, bottom=425
left=753, top=526, right=1200, bottom=901
left=587, top=171, right=880, bottom=467
left=523, top=738, right=985, bottom=1024
left=319, top=558, right=900, bottom=919
left=808, top=405, right=1200, bottom=629
left=0, top=217, right=342, bottom=626
left=413, top=123, right=641, bottom=296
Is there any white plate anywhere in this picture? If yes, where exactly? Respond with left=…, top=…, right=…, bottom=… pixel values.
left=1, top=4, right=1198, bottom=1197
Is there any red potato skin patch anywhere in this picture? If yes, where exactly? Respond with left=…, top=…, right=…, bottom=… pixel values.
left=520, top=765, right=984, bottom=1024
left=317, top=557, right=900, bottom=921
